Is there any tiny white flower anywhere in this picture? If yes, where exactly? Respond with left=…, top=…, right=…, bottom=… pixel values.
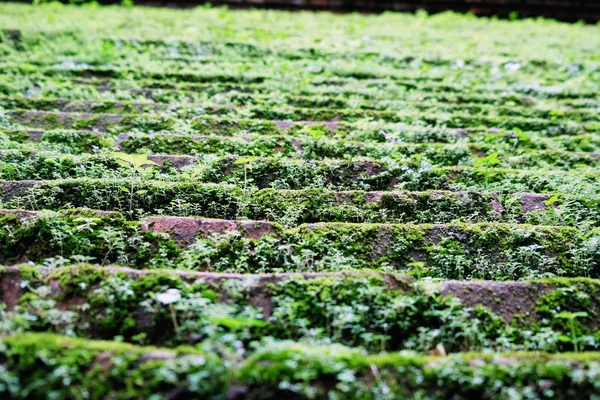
left=156, top=288, right=181, bottom=305
left=504, top=62, right=521, bottom=71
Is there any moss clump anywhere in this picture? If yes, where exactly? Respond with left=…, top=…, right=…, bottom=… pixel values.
left=4, top=333, right=600, bottom=400
left=0, top=333, right=227, bottom=399
left=239, top=342, right=600, bottom=399
left=0, top=211, right=180, bottom=267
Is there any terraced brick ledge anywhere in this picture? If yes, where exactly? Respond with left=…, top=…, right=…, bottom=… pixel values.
left=3, top=332, right=600, bottom=399
left=1, top=210, right=598, bottom=279
left=2, top=264, right=600, bottom=350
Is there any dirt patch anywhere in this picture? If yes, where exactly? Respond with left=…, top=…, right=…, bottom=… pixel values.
left=333, top=191, right=354, bottom=205
left=489, top=192, right=504, bottom=212
left=441, top=280, right=550, bottom=323
left=364, top=191, right=384, bottom=203
left=425, top=225, right=465, bottom=245
left=142, top=216, right=203, bottom=244
left=0, top=209, right=39, bottom=218
left=91, top=351, right=113, bottom=371
left=0, top=181, right=39, bottom=200
left=26, top=130, right=46, bottom=141
left=372, top=225, right=393, bottom=259
left=274, top=120, right=293, bottom=129
left=514, top=193, right=551, bottom=213
left=115, top=132, right=130, bottom=147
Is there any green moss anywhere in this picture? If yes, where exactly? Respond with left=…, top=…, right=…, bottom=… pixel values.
left=1, top=4, right=600, bottom=383
left=5, top=264, right=600, bottom=353
left=116, top=130, right=600, bottom=170
left=0, top=211, right=181, bottom=267
left=0, top=209, right=594, bottom=279
left=42, top=113, right=61, bottom=129
left=5, top=332, right=600, bottom=400
left=0, top=332, right=227, bottom=399
left=238, top=341, right=600, bottom=399
left=72, top=115, right=101, bottom=130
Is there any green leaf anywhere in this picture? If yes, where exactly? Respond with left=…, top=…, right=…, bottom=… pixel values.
left=112, top=152, right=135, bottom=165
left=474, top=152, right=501, bottom=168
left=543, top=195, right=559, bottom=206
left=484, top=132, right=504, bottom=143
left=572, top=311, right=589, bottom=319
left=119, top=186, right=130, bottom=193
left=208, top=316, right=266, bottom=331
left=234, top=156, right=258, bottom=165
left=558, top=334, right=571, bottom=343
left=557, top=311, right=589, bottom=320
left=115, top=159, right=131, bottom=168
left=133, top=153, right=156, bottom=168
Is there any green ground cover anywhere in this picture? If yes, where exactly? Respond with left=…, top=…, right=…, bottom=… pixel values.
left=0, top=2, right=599, bottom=398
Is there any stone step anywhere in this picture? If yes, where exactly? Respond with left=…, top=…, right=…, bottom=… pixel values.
left=1, top=265, right=599, bottom=351
left=0, top=210, right=597, bottom=279
left=2, top=332, right=600, bottom=399
left=1, top=180, right=598, bottom=227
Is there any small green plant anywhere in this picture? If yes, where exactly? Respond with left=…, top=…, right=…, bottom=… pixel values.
left=474, top=152, right=501, bottom=186
left=112, top=152, right=157, bottom=217
left=474, top=152, right=501, bottom=169
left=556, top=311, right=588, bottom=353
left=407, top=261, right=427, bottom=279
left=233, top=156, right=258, bottom=193
left=543, top=195, right=560, bottom=207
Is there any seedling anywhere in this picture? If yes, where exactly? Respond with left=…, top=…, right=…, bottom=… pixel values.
left=112, top=152, right=157, bottom=217
left=233, top=156, right=258, bottom=193
left=474, top=152, right=501, bottom=169
left=407, top=261, right=427, bottom=279
left=556, top=311, right=588, bottom=353
left=543, top=195, right=560, bottom=206
left=474, top=152, right=501, bottom=186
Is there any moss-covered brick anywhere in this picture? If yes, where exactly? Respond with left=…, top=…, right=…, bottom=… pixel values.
left=8, top=110, right=175, bottom=132
left=3, top=178, right=598, bottom=228
left=1, top=265, right=600, bottom=353
left=1, top=212, right=597, bottom=279
left=0, top=333, right=227, bottom=399
left=3, top=332, right=600, bottom=399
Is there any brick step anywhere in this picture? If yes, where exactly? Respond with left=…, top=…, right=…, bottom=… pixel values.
left=1, top=179, right=598, bottom=227
left=2, top=332, right=600, bottom=399
left=2, top=94, right=597, bottom=121
left=0, top=264, right=598, bottom=351
left=5, top=122, right=600, bottom=153
left=7, top=105, right=592, bottom=136
left=0, top=210, right=597, bottom=279
left=3, top=62, right=599, bottom=100
left=116, top=132, right=600, bottom=170
left=2, top=153, right=599, bottom=194
left=5, top=74, right=593, bottom=108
